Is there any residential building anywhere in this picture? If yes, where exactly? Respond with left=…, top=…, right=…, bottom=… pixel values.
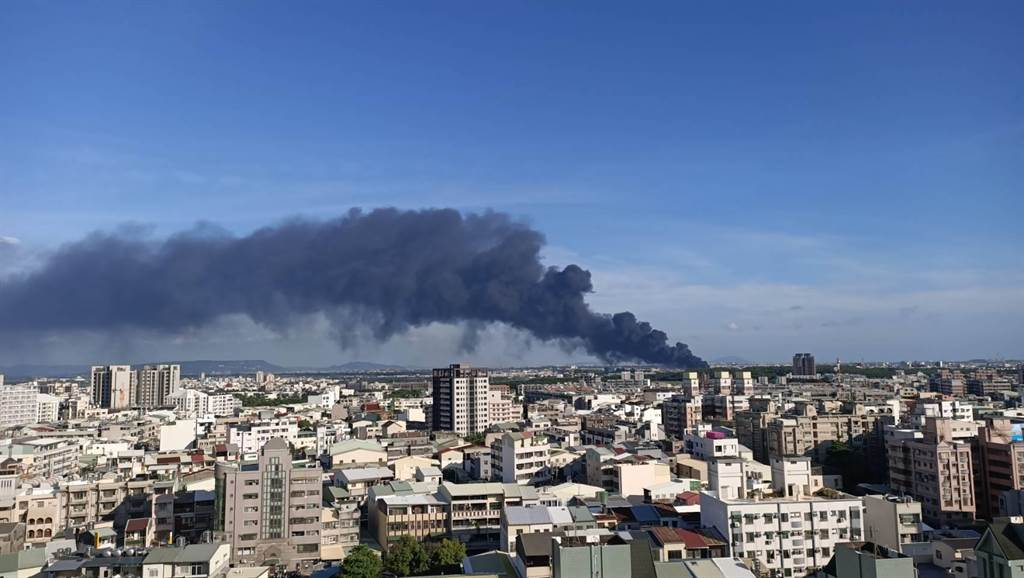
left=91, top=365, right=136, bottom=410
left=974, top=517, right=1024, bottom=578
left=489, top=385, right=518, bottom=424
left=432, top=363, right=490, bottom=435
left=137, top=364, right=181, bottom=410
left=35, top=394, right=60, bottom=424
left=817, top=542, right=916, bottom=578
left=862, top=494, right=923, bottom=552
left=765, top=411, right=882, bottom=462
left=0, top=438, right=78, bottom=479
left=662, top=395, right=703, bottom=439
left=492, top=432, right=550, bottom=485
left=372, top=493, right=447, bottom=550
left=501, top=505, right=574, bottom=552
left=0, top=383, right=38, bottom=429
left=215, top=438, right=323, bottom=571
left=975, top=418, right=1024, bottom=520
left=887, top=417, right=976, bottom=525
left=440, top=481, right=539, bottom=551
left=228, top=419, right=298, bottom=456
left=701, top=458, right=865, bottom=578
left=793, top=353, right=816, bottom=377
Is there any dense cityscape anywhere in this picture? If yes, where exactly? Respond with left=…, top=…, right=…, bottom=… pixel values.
left=0, top=356, right=1022, bottom=578
left=4, top=3, right=1021, bottom=578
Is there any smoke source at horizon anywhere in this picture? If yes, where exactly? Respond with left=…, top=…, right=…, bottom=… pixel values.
left=0, top=208, right=706, bottom=368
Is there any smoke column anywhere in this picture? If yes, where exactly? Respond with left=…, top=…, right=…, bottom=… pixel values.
left=0, top=208, right=706, bottom=367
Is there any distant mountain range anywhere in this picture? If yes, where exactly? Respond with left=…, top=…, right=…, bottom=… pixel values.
left=0, top=359, right=409, bottom=379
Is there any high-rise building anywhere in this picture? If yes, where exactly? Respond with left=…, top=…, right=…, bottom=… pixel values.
left=431, top=363, right=490, bottom=434
left=91, top=365, right=136, bottom=410
left=137, top=364, right=181, bottom=409
left=887, top=418, right=975, bottom=525
left=0, top=382, right=39, bottom=428
left=215, top=438, right=322, bottom=570
left=793, top=353, right=816, bottom=377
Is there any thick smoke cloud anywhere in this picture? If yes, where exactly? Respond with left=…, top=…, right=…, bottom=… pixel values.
left=0, top=209, right=705, bottom=367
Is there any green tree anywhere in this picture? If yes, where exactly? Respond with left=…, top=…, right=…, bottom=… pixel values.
left=340, top=545, right=382, bottom=578
left=427, top=539, right=467, bottom=572
left=382, top=536, right=428, bottom=576
left=297, top=419, right=312, bottom=429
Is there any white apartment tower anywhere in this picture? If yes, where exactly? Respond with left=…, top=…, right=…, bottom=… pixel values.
left=432, top=363, right=490, bottom=435
left=0, top=382, right=39, bottom=428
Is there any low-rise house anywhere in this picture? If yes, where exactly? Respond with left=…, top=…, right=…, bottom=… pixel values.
left=142, top=544, right=231, bottom=578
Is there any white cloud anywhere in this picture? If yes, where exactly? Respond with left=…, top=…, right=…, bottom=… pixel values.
left=0, top=236, right=21, bottom=247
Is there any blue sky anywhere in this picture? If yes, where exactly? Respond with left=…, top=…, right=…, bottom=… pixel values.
left=1, top=2, right=1022, bottom=365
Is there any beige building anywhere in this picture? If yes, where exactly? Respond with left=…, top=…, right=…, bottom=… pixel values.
left=887, top=417, right=975, bottom=525
left=613, top=462, right=671, bottom=499
left=215, top=438, right=322, bottom=571
left=662, top=394, right=703, bottom=439
left=319, top=502, right=359, bottom=561
left=863, top=494, right=924, bottom=552
left=373, top=493, right=447, bottom=550
left=765, top=411, right=881, bottom=462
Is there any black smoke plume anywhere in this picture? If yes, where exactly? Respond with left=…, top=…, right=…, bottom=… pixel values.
left=0, top=208, right=705, bottom=367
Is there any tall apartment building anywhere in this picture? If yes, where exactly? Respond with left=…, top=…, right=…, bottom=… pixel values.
left=887, top=417, right=975, bottom=525
left=432, top=363, right=490, bottom=435
left=793, top=353, right=816, bottom=377
left=974, top=418, right=1024, bottom=520
left=0, top=382, right=39, bottom=429
left=91, top=365, right=136, bottom=410
left=492, top=432, right=550, bottom=485
left=662, top=394, right=704, bottom=439
left=215, top=438, right=322, bottom=570
left=137, top=364, right=181, bottom=409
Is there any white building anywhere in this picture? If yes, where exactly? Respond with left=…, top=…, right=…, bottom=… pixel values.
left=172, top=389, right=241, bottom=417
left=0, top=382, right=39, bottom=428
left=683, top=432, right=740, bottom=460
left=36, top=394, right=60, bottom=424
left=701, top=457, right=865, bottom=577
left=229, top=419, right=299, bottom=455
left=492, top=432, right=550, bottom=485
left=208, top=394, right=242, bottom=416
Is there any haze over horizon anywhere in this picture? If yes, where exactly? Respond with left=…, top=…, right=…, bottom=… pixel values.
left=2, top=2, right=1022, bottom=365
